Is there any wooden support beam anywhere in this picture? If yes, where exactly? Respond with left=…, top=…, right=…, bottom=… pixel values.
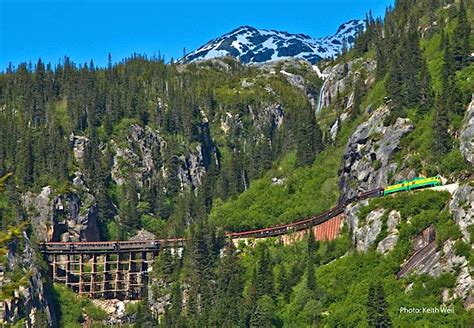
left=79, top=254, right=83, bottom=294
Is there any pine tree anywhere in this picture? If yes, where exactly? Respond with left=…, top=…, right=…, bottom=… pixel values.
left=16, top=127, right=34, bottom=188
left=119, top=177, right=140, bottom=229
left=255, top=246, right=274, bottom=298
left=296, top=108, right=323, bottom=167
left=417, top=58, right=434, bottom=116
left=155, top=248, right=174, bottom=283
left=367, top=283, right=377, bottom=327
left=432, top=94, right=451, bottom=155
left=306, top=252, right=316, bottom=291
left=402, top=20, right=423, bottom=108
left=367, top=282, right=392, bottom=328
left=452, top=0, right=471, bottom=67
left=375, top=283, right=392, bottom=327
left=440, top=36, right=463, bottom=115
left=250, top=295, right=274, bottom=328
left=351, top=77, right=365, bottom=120
left=276, top=264, right=291, bottom=303
left=211, top=242, right=245, bottom=327
left=306, top=230, right=319, bottom=291
left=385, top=48, right=405, bottom=115
left=163, top=281, right=184, bottom=327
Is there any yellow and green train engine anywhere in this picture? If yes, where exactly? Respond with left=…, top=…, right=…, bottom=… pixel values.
left=383, top=176, right=442, bottom=196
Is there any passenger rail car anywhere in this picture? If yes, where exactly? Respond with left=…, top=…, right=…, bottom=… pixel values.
left=383, top=176, right=441, bottom=196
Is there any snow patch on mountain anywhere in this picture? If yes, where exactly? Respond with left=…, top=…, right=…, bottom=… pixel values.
left=181, top=19, right=365, bottom=64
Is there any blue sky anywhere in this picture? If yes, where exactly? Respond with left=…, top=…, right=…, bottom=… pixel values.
left=0, top=0, right=393, bottom=69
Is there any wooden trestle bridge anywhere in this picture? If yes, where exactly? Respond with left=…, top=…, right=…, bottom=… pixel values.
left=40, top=239, right=185, bottom=300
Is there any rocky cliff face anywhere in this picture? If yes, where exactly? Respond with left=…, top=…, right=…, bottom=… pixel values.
left=111, top=124, right=211, bottom=193
left=4, top=233, right=57, bottom=327
left=23, top=185, right=100, bottom=242
left=449, top=185, right=474, bottom=242
left=340, top=106, right=414, bottom=201
left=460, top=98, right=474, bottom=165
left=318, top=58, right=376, bottom=113
left=345, top=203, right=400, bottom=254
left=111, top=124, right=166, bottom=188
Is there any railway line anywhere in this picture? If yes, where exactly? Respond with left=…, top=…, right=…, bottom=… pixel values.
left=40, top=188, right=384, bottom=254
left=38, top=177, right=449, bottom=299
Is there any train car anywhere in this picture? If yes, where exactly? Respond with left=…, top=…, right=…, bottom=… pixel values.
left=383, top=176, right=441, bottom=196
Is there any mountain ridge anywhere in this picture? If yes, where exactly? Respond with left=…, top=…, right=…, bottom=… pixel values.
left=181, top=19, right=365, bottom=64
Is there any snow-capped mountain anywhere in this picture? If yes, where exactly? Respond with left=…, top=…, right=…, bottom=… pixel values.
left=181, top=19, right=365, bottom=64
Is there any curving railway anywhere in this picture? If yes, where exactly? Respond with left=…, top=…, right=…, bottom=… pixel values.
left=40, top=187, right=384, bottom=254
left=38, top=177, right=443, bottom=300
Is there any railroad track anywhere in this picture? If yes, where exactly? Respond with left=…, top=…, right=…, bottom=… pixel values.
left=40, top=188, right=384, bottom=253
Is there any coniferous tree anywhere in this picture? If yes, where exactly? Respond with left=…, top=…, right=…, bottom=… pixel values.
left=351, top=77, right=365, bottom=120
left=385, top=47, right=405, bottom=115
left=276, top=264, right=291, bottom=303
left=432, top=94, right=451, bottom=155
left=452, top=0, right=471, bottom=67
left=296, top=107, right=323, bottom=167
left=375, top=283, right=392, bottom=327
left=163, top=281, right=184, bottom=327
left=255, top=245, right=274, bottom=298
left=119, top=177, right=140, bottom=229
left=211, top=242, right=245, bottom=327
left=367, top=282, right=392, bottom=328
left=367, top=283, right=377, bottom=327
left=417, top=58, right=434, bottom=116
left=249, top=295, right=275, bottom=328
left=16, top=126, right=34, bottom=188
left=440, top=35, right=463, bottom=115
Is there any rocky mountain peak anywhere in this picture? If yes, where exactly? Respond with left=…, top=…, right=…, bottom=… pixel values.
left=181, top=19, right=365, bottom=64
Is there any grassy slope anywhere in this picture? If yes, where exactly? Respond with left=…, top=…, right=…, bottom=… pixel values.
left=209, top=148, right=342, bottom=231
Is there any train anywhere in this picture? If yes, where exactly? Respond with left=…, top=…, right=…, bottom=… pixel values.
left=225, top=176, right=441, bottom=239
left=383, top=176, right=441, bottom=196
left=40, top=176, right=441, bottom=251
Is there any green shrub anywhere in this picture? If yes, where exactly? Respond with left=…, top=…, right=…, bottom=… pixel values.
left=454, top=240, right=471, bottom=259
left=436, top=212, right=463, bottom=246
left=440, top=149, right=469, bottom=174
left=54, top=284, right=106, bottom=327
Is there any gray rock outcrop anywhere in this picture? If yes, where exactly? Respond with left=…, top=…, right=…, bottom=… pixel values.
left=353, top=208, right=384, bottom=252
left=318, top=58, right=376, bottom=112
left=4, top=233, right=57, bottom=327
left=376, top=210, right=401, bottom=254
left=247, top=102, right=285, bottom=136
left=449, top=184, right=474, bottom=242
left=111, top=124, right=208, bottom=192
left=460, top=98, right=474, bottom=165
left=23, top=186, right=100, bottom=242
left=69, top=133, right=89, bottom=162
left=111, top=124, right=166, bottom=187
left=340, top=106, right=413, bottom=201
